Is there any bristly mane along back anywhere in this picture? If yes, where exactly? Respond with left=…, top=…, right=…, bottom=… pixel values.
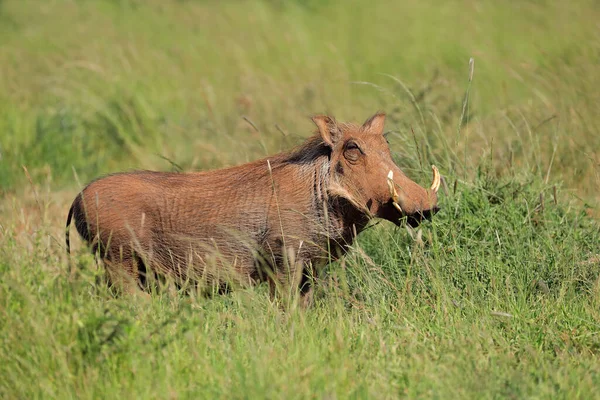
left=276, top=122, right=362, bottom=166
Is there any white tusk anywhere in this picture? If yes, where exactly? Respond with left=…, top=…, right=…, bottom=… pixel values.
left=388, top=170, right=402, bottom=214
left=430, top=165, right=441, bottom=193
left=387, top=170, right=399, bottom=201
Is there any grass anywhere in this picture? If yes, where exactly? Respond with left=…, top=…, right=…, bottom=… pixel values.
left=1, top=0, right=599, bottom=398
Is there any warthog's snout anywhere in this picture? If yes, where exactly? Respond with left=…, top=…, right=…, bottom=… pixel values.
left=385, top=165, right=441, bottom=227
left=406, top=206, right=441, bottom=227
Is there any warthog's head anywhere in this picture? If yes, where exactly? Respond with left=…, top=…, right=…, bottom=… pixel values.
left=313, top=112, right=440, bottom=227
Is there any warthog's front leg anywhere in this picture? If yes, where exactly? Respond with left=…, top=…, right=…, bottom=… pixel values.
left=267, top=266, right=315, bottom=309
left=267, top=243, right=317, bottom=308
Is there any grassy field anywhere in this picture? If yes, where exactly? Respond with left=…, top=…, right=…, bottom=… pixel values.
left=1, top=0, right=600, bottom=398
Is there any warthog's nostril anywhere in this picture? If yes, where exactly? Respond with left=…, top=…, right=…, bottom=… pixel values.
left=406, top=207, right=440, bottom=227
left=422, top=206, right=440, bottom=220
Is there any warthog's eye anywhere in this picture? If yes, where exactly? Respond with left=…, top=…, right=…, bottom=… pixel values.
left=344, top=141, right=363, bottom=163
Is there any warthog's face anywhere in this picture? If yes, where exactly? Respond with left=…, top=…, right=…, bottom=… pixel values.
left=313, top=112, right=440, bottom=227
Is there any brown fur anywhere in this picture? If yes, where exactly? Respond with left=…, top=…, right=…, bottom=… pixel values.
left=65, top=112, right=439, bottom=303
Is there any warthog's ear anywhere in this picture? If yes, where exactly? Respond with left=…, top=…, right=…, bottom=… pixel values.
left=362, top=112, right=386, bottom=135
left=312, top=115, right=341, bottom=148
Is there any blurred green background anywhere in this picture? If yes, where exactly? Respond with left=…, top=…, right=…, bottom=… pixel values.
left=1, top=0, right=598, bottom=207
left=1, top=1, right=600, bottom=398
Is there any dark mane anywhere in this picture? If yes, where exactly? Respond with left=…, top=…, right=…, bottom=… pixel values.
left=276, top=134, right=331, bottom=165
left=272, top=121, right=367, bottom=167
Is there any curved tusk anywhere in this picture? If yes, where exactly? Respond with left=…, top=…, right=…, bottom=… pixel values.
left=387, top=170, right=399, bottom=202
left=388, top=170, right=403, bottom=214
left=430, top=165, right=441, bottom=193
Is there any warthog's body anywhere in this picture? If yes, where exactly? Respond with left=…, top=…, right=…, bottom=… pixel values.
left=66, top=113, right=440, bottom=301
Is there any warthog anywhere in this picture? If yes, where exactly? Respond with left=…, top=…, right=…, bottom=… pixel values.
left=66, top=112, right=440, bottom=303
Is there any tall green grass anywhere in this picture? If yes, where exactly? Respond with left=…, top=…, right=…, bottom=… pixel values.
left=2, top=172, right=599, bottom=398
left=1, top=0, right=599, bottom=398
